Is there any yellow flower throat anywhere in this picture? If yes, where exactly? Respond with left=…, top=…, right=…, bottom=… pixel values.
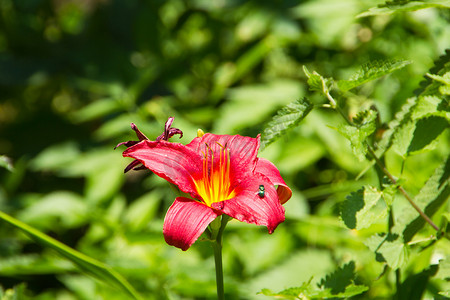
left=194, top=143, right=236, bottom=207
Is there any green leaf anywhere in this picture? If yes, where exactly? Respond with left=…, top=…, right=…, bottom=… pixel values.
left=376, top=97, right=418, bottom=156
left=416, top=49, right=450, bottom=97
left=337, top=59, right=411, bottom=92
left=395, top=264, right=439, bottom=300
left=260, top=98, right=313, bottom=150
left=390, top=97, right=449, bottom=157
left=357, top=1, right=450, bottom=18
left=318, top=261, right=355, bottom=294
left=395, top=157, right=450, bottom=242
left=303, top=66, right=332, bottom=95
left=259, top=262, right=368, bottom=299
left=334, top=110, right=377, bottom=161
left=366, top=233, right=409, bottom=270
left=341, top=186, right=386, bottom=230
left=0, top=210, right=142, bottom=300
left=406, top=114, right=449, bottom=153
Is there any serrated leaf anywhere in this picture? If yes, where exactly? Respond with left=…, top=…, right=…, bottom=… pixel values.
left=391, top=99, right=449, bottom=157
left=407, top=114, right=449, bottom=154
left=315, top=284, right=368, bottom=299
left=259, top=286, right=307, bottom=300
left=0, top=211, right=142, bottom=300
left=376, top=97, right=418, bottom=156
left=366, top=233, right=409, bottom=270
left=395, top=157, right=450, bottom=242
left=334, top=110, right=377, bottom=161
left=341, top=186, right=385, bottom=230
left=260, top=98, right=313, bottom=150
left=318, top=261, right=355, bottom=293
left=337, top=60, right=411, bottom=92
left=357, top=0, right=450, bottom=18
left=416, top=49, right=450, bottom=97
left=303, top=66, right=332, bottom=95
left=260, top=262, right=368, bottom=299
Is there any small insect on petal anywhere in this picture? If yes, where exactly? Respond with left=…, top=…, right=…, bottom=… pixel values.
left=258, top=184, right=265, bottom=198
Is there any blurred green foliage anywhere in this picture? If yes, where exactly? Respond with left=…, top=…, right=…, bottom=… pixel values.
left=0, top=0, right=449, bottom=299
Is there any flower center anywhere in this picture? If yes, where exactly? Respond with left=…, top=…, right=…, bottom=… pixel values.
left=194, top=143, right=236, bottom=207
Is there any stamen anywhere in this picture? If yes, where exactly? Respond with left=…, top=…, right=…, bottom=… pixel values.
left=194, top=141, right=235, bottom=206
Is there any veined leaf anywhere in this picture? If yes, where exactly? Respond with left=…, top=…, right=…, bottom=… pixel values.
left=259, top=261, right=368, bottom=299
left=416, top=49, right=450, bottom=96
left=406, top=114, right=449, bottom=154
left=260, top=98, right=313, bottom=150
left=303, top=66, right=332, bottom=95
left=334, top=109, right=377, bottom=161
left=375, top=97, right=418, bottom=156
left=377, top=49, right=450, bottom=157
left=394, top=156, right=450, bottom=242
left=0, top=211, right=142, bottom=300
left=337, top=59, right=411, bottom=92
left=357, top=1, right=450, bottom=18
left=392, top=111, right=449, bottom=157
left=365, top=233, right=409, bottom=270
left=341, top=186, right=386, bottom=230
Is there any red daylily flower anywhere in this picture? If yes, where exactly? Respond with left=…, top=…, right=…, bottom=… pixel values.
left=118, top=119, right=292, bottom=251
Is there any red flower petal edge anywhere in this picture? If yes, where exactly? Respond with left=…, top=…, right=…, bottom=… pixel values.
left=163, top=197, right=222, bottom=251
left=255, top=158, right=292, bottom=205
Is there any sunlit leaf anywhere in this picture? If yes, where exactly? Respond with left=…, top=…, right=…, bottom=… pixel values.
left=394, top=157, right=450, bottom=242
left=406, top=114, right=449, bottom=153
left=365, top=233, right=409, bottom=270
left=341, top=186, right=386, bottom=230
left=357, top=0, right=450, bottom=18
left=259, top=261, right=368, bottom=299
left=334, top=110, right=377, bottom=161
left=303, top=66, right=332, bottom=95
left=260, top=98, right=313, bottom=150
left=337, top=60, right=411, bottom=92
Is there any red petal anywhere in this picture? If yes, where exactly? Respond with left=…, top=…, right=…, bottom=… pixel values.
left=255, top=158, right=292, bottom=204
left=186, top=133, right=260, bottom=176
left=163, top=197, right=222, bottom=251
left=123, top=140, right=202, bottom=196
left=211, top=173, right=285, bottom=233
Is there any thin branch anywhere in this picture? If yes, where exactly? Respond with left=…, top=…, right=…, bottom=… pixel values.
left=325, top=91, right=441, bottom=233
left=366, top=146, right=440, bottom=232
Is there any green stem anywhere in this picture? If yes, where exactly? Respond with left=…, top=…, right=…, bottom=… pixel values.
left=210, top=216, right=229, bottom=300
left=324, top=90, right=440, bottom=233
left=366, top=146, right=440, bottom=232
left=212, top=238, right=224, bottom=300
